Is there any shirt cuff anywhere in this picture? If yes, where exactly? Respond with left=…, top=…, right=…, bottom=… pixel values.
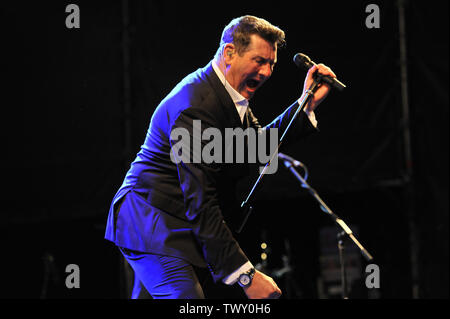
left=297, top=97, right=318, bottom=128
left=222, top=261, right=254, bottom=285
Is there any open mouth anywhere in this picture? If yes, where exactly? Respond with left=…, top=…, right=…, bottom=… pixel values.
left=246, top=78, right=260, bottom=89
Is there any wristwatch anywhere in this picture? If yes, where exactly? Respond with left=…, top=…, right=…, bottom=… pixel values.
left=238, top=267, right=256, bottom=287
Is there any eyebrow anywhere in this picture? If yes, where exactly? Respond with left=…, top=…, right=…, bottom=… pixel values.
left=255, top=56, right=277, bottom=65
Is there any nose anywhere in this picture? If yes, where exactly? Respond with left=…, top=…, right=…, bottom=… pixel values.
left=259, top=63, right=273, bottom=78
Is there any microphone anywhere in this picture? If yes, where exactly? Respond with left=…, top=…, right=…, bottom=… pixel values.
left=278, top=152, right=302, bottom=167
left=278, top=152, right=309, bottom=182
left=293, top=53, right=346, bottom=91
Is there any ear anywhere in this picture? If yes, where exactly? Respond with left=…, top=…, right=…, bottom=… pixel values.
left=223, top=43, right=236, bottom=65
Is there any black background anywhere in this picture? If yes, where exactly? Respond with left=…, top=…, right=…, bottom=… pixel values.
left=1, top=1, right=448, bottom=299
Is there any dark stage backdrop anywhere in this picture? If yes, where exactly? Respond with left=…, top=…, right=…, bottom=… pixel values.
left=1, top=1, right=447, bottom=298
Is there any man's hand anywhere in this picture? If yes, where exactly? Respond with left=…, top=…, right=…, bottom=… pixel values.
left=302, top=63, right=337, bottom=113
left=242, top=270, right=282, bottom=299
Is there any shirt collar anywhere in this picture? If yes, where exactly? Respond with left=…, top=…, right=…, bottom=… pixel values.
left=212, top=60, right=248, bottom=123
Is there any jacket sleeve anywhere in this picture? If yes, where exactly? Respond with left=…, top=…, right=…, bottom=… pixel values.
left=169, top=106, right=249, bottom=282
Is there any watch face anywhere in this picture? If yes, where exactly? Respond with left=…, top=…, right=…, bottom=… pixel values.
left=240, top=275, right=251, bottom=286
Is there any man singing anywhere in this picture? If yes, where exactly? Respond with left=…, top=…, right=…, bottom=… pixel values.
left=105, top=15, right=336, bottom=299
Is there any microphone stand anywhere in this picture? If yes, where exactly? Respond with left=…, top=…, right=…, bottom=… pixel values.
left=238, top=76, right=322, bottom=233
left=337, top=231, right=348, bottom=299
left=281, top=159, right=373, bottom=299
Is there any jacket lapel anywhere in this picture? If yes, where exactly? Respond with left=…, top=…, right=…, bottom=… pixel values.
left=203, top=62, right=244, bottom=129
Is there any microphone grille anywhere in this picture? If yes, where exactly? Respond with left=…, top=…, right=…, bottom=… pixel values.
left=293, top=53, right=313, bottom=69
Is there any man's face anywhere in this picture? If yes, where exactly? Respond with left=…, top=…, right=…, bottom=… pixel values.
left=225, top=34, right=277, bottom=100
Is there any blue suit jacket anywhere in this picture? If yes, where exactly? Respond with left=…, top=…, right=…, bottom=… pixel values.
left=105, top=61, right=317, bottom=282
